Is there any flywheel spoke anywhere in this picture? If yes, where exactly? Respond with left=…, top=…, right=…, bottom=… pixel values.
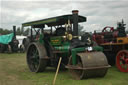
left=27, top=43, right=47, bottom=72
left=116, top=50, right=128, bottom=72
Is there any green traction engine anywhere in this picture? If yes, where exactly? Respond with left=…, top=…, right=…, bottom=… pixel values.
left=22, top=10, right=110, bottom=79
left=0, top=26, right=19, bottom=53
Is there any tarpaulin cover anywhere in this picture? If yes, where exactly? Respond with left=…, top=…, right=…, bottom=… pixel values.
left=0, top=33, right=14, bottom=44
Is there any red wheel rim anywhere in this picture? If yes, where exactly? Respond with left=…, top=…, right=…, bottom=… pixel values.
left=116, top=50, right=128, bottom=72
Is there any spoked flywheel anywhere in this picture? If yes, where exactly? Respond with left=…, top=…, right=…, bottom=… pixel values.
left=116, top=50, right=128, bottom=72
left=67, top=52, right=110, bottom=80
left=27, top=42, right=48, bottom=72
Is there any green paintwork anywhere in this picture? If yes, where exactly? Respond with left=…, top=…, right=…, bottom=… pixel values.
left=39, top=33, right=44, bottom=44
left=22, top=15, right=86, bottom=27
left=54, top=45, right=70, bottom=52
left=50, top=36, right=70, bottom=52
left=23, top=18, right=56, bottom=27
left=71, top=47, right=86, bottom=65
left=93, top=46, right=103, bottom=51
left=50, top=37, right=62, bottom=45
left=71, top=46, right=103, bottom=65
left=53, top=41, right=70, bottom=52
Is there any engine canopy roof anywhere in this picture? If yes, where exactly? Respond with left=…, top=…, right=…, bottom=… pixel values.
left=22, top=14, right=86, bottom=28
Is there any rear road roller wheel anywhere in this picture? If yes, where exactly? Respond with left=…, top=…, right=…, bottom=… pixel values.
left=67, top=52, right=110, bottom=80
left=116, top=50, right=128, bottom=72
left=27, top=42, right=47, bottom=72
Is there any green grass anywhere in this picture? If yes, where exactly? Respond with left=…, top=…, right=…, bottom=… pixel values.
left=0, top=53, right=128, bottom=85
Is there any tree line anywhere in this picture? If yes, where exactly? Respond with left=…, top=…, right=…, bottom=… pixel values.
left=0, top=24, right=86, bottom=36
left=0, top=27, right=29, bottom=36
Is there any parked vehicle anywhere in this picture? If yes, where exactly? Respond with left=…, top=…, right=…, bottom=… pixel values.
left=93, top=20, right=128, bottom=72
left=22, top=10, right=110, bottom=79
left=16, top=35, right=27, bottom=52
left=0, top=26, right=19, bottom=53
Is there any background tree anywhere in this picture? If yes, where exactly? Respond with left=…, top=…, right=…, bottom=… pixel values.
left=16, top=27, right=22, bottom=35
left=78, top=24, right=86, bottom=36
left=0, top=28, right=12, bottom=35
left=23, top=28, right=30, bottom=36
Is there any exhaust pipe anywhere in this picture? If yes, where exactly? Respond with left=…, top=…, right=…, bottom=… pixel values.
left=13, top=26, right=16, bottom=40
left=72, top=10, right=79, bottom=36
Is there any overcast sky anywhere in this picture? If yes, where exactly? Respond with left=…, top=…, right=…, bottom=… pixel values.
left=0, top=0, right=128, bottom=32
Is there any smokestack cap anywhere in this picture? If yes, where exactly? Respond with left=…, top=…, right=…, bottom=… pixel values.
left=72, top=10, right=79, bottom=14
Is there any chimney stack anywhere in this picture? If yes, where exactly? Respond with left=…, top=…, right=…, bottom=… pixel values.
left=13, top=26, right=16, bottom=39
left=72, top=10, right=79, bottom=36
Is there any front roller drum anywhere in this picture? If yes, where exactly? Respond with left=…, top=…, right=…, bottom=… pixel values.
left=116, top=50, right=128, bottom=72
left=67, top=52, right=110, bottom=80
left=27, top=42, right=48, bottom=72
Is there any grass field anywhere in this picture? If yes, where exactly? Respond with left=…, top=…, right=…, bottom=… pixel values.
left=0, top=53, right=128, bottom=85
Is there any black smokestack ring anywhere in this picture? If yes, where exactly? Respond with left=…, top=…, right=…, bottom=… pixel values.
left=72, top=10, right=79, bottom=36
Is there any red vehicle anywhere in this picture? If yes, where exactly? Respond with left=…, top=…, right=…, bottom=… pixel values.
left=93, top=20, right=128, bottom=72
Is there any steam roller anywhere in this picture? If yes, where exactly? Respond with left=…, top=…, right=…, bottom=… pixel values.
left=23, top=10, right=110, bottom=80
left=67, top=51, right=109, bottom=80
